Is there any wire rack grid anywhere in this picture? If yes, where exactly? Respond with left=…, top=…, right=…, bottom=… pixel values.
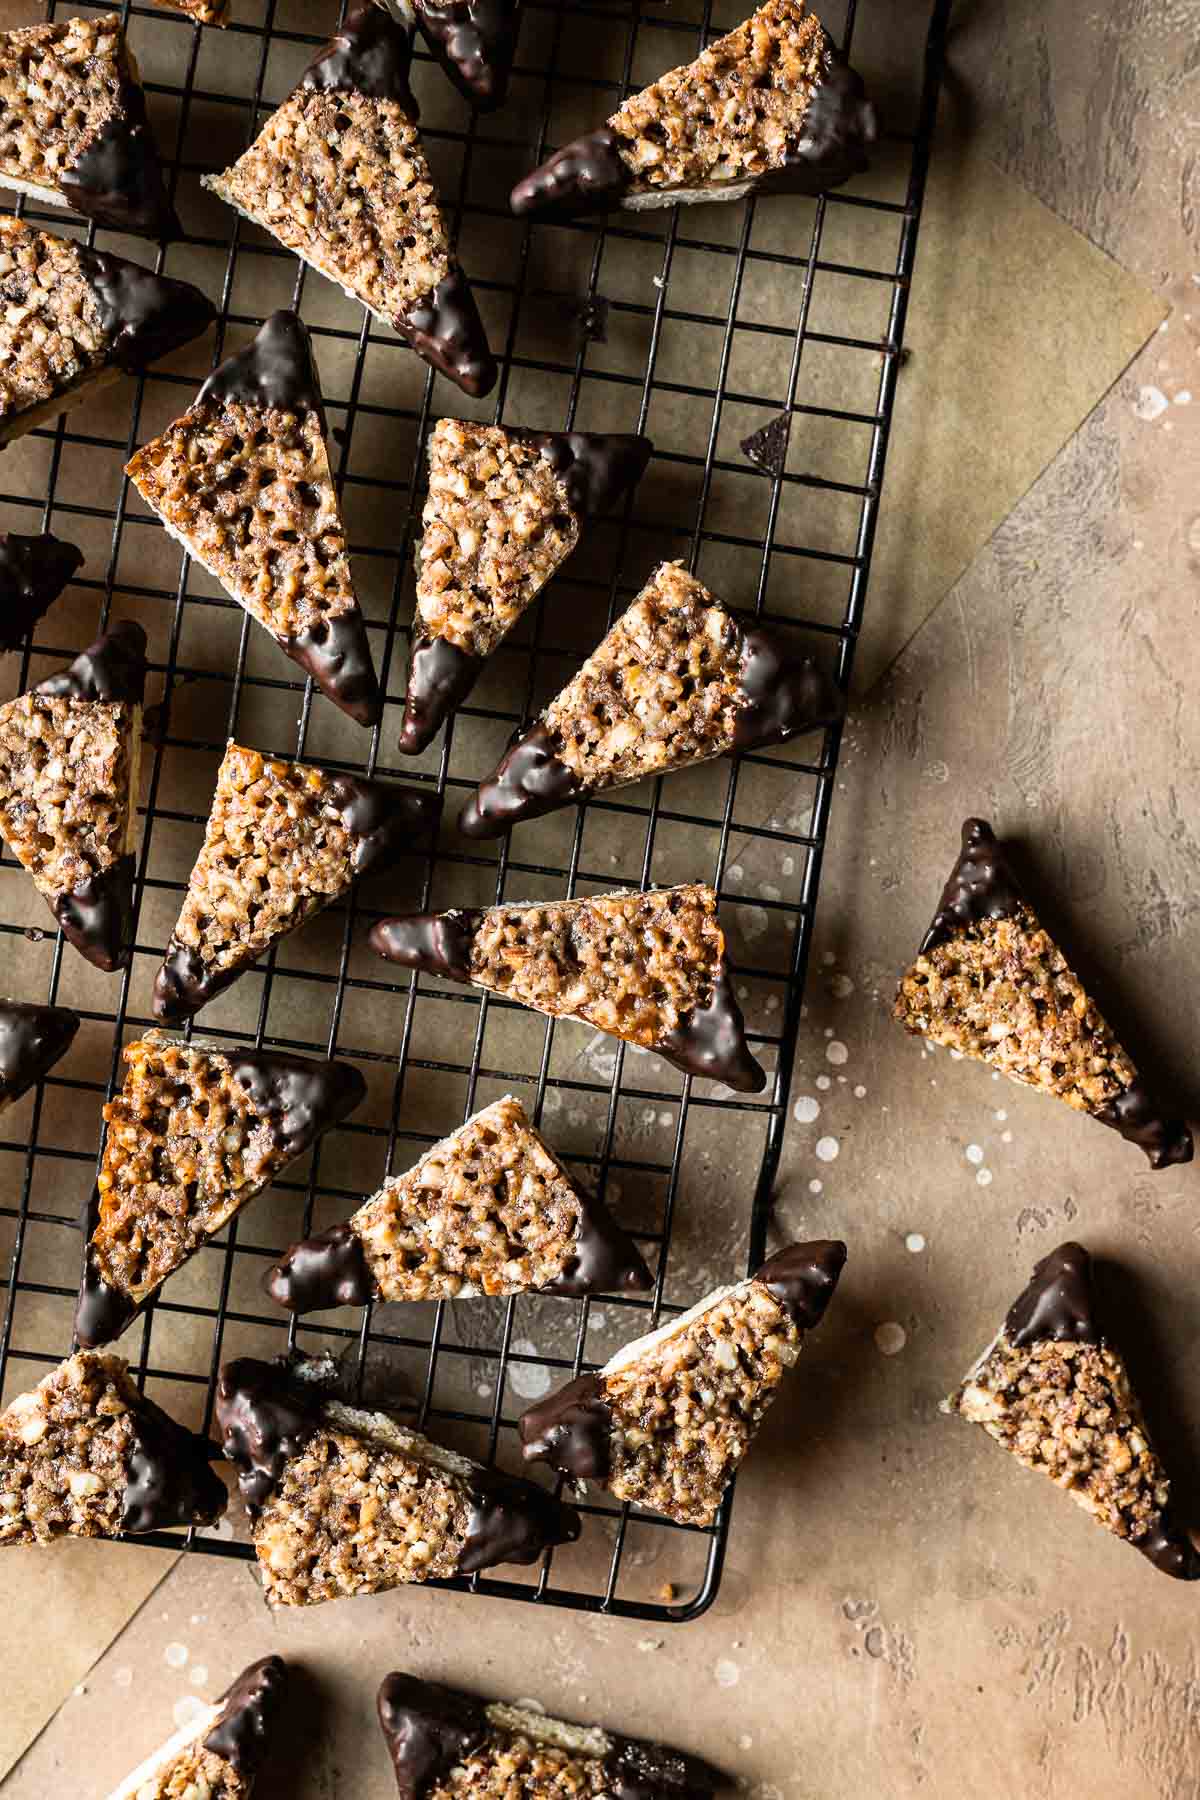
left=0, top=0, right=949, bottom=1622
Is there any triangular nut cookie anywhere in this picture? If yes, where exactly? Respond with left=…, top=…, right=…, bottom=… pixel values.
left=107, top=1658, right=288, bottom=1800
left=945, top=1242, right=1200, bottom=1581
left=126, top=310, right=383, bottom=725
left=894, top=818, right=1193, bottom=1168
left=401, top=420, right=652, bottom=753
left=458, top=559, right=844, bottom=834
left=154, top=738, right=440, bottom=1022
left=370, top=882, right=767, bottom=1092
left=511, top=0, right=876, bottom=219
left=203, top=2, right=496, bottom=396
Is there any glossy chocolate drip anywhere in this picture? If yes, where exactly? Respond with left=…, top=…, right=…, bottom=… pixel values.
left=1093, top=1081, right=1193, bottom=1170
left=755, top=53, right=878, bottom=197
left=604, top=1734, right=727, bottom=1799
left=76, top=246, right=215, bottom=372
left=756, top=1239, right=846, bottom=1330
left=290, top=607, right=382, bottom=726
left=457, top=722, right=583, bottom=838
left=0, top=999, right=78, bottom=1108
left=35, top=618, right=147, bottom=704
left=519, top=430, right=652, bottom=519
left=403, top=267, right=497, bottom=398
left=369, top=909, right=481, bottom=985
left=120, top=1393, right=227, bottom=1533
left=413, top=0, right=517, bottom=110
left=153, top=939, right=236, bottom=1024
left=399, top=635, right=481, bottom=754
left=199, top=310, right=322, bottom=417
left=263, top=1222, right=374, bottom=1314
left=1005, top=1242, right=1101, bottom=1349
left=659, top=959, right=766, bottom=1094
left=215, top=1357, right=320, bottom=1512
left=919, top=818, right=1026, bottom=955
left=510, top=126, right=630, bottom=219
left=230, top=1047, right=365, bottom=1161
left=304, top=0, right=419, bottom=113
left=739, top=413, right=789, bottom=478
left=53, top=853, right=136, bottom=973
left=542, top=1193, right=652, bottom=1298
left=74, top=1236, right=137, bottom=1347
left=203, top=1656, right=289, bottom=1772
left=459, top=1464, right=581, bottom=1574
left=0, top=531, right=83, bottom=649
left=519, top=1372, right=611, bottom=1483
left=731, top=626, right=844, bottom=752
left=322, top=772, right=439, bottom=877
left=1135, top=1514, right=1200, bottom=1581
left=61, top=66, right=179, bottom=241
left=377, top=1673, right=490, bottom=1800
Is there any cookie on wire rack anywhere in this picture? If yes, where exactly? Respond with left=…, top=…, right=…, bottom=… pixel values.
left=370, top=882, right=767, bottom=1093
left=376, top=1671, right=729, bottom=1800
left=0, top=999, right=79, bottom=1112
left=0, top=217, right=214, bottom=449
left=0, top=620, right=146, bottom=972
left=215, top=1356, right=581, bottom=1608
left=0, top=1351, right=227, bottom=1545
left=106, top=1657, right=288, bottom=1800
left=74, top=1031, right=367, bottom=1347
left=400, top=419, right=653, bottom=753
left=894, top=817, right=1193, bottom=1168
left=0, top=528, right=83, bottom=649
left=520, top=1241, right=845, bottom=1527
left=458, top=559, right=844, bottom=836
left=153, top=739, right=440, bottom=1023
left=945, top=1242, right=1200, bottom=1581
left=264, top=1093, right=652, bottom=1312
left=203, top=2, right=496, bottom=397
left=510, top=0, right=876, bottom=220
left=126, top=310, right=384, bottom=726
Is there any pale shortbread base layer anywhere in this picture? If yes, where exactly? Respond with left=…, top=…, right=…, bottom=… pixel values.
left=485, top=1703, right=611, bottom=1761
left=320, top=1397, right=479, bottom=1484
left=622, top=179, right=756, bottom=210
left=0, top=173, right=69, bottom=210
left=0, top=366, right=122, bottom=447
left=106, top=1700, right=223, bottom=1800
left=123, top=709, right=144, bottom=859
left=602, top=1279, right=746, bottom=1378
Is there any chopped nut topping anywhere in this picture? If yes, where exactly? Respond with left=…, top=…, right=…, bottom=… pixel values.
left=423, top=1736, right=619, bottom=1797
left=0, top=217, right=111, bottom=434
left=154, top=0, right=229, bottom=24
left=0, top=14, right=125, bottom=195
left=0, top=689, right=137, bottom=906
left=131, top=1742, right=250, bottom=1800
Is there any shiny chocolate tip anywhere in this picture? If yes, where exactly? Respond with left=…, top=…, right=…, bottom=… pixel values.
left=1137, top=1516, right=1200, bottom=1581
left=510, top=126, right=630, bottom=220
left=403, top=267, right=497, bottom=398
left=1005, top=1242, right=1100, bottom=1350
left=73, top=1242, right=138, bottom=1349
left=204, top=1656, right=289, bottom=1774
left=231, top=1048, right=366, bottom=1162
left=199, top=309, right=322, bottom=417
left=458, top=722, right=583, bottom=839
left=152, top=940, right=237, bottom=1024
left=659, top=959, right=766, bottom=1093
left=398, top=635, right=480, bottom=755
left=54, top=855, right=137, bottom=974
left=377, top=1672, right=490, bottom=1798
left=0, top=999, right=79, bottom=1110
left=263, top=1222, right=374, bottom=1315
left=756, top=1239, right=846, bottom=1330
left=413, top=0, right=518, bottom=111
left=369, top=909, right=480, bottom=985
left=35, top=617, right=147, bottom=705
left=518, top=1372, right=611, bottom=1484
left=0, top=531, right=84, bottom=650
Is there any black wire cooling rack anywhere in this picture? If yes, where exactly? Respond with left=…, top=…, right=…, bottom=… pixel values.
left=0, top=0, right=950, bottom=1621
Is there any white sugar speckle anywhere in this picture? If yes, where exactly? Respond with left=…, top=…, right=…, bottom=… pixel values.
left=854, top=1084, right=867, bottom=1098
left=1174, top=389, right=1192, bottom=404
left=508, top=1341, right=552, bottom=1400
left=994, top=1110, right=1007, bottom=1122
left=823, top=1026, right=834, bottom=1038
left=1001, top=1130, right=1013, bottom=1144
left=165, top=1643, right=189, bottom=1669
left=816, top=1074, right=832, bottom=1091
left=793, top=1095, right=820, bottom=1124
left=727, top=864, right=744, bottom=884
left=875, top=1322, right=907, bottom=1356
left=905, top=1233, right=926, bottom=1254
left=965, top=1143, right=984, bottom=1166
left=191, top=1666, right=209, bottom=1688
left=658, top=1110, right=672, bottom=1128
left=739, top=1733, right=754, bottom=1751
left=781, top=856, right=795, bottom=876
left=1134, top=385, right=1169, bottom=420
left=114, top=1667, right=134, bottom=1690
left=173, top=1696, right=207, bottom=1732
left=826, top=1040, right=848, bottom=1066
left=815, top=1135, right=840, bottom=1162
left=714, top=1659, right=740, bottom=1688
left=830, top=973, right=854, bottom=998
left=809, top=1178, right=823, bottom=1194
left=976, top=1168, right=993, bottom=1187
left=762, top=884, right=781, bottom=902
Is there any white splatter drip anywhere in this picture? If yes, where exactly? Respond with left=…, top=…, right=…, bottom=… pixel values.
left=793, top=1095, right=820, bottom=1124
left=173, top=1696, right=207, bottom=1731
left=976, top=1168, right=993, bottom=1187
left=965, top=1144, right=984, bottom=1165
left=742, top=906, right=768, bottom=939
left=1001, top=1130, right=1013, bottom=1144
left=1174, top=389, right=1192, bottom=405
left=114, top=1667, right=134, bottom=1690
left=1134, top=385, right=1169, bottom=420
left=875, top=1322, right=907, bottom=1355
left=164, top=1644, right=189, bottom=1669
left=714, top=1658, right=740, bottom=1688
left=994, top=1109, right=1007, bottom=1122
left=905, top=1233, right=926, bottom=1254
left=815, top=1135, right=840, bottom=1162
left=854, top=1084, right=867, bottom=1098
left=191, top=1666, right=209, bottom=1688
left=830, top=973, right=854, bottom=999
left=728, top=864, right=744, bottom=884
left=826, top=1040, right=848, bottom=1066
left=809, top=1178, right=823, bottom=1195
left=816, top=1074, right=831, bottom=1091
left=508, top=1341, right=552, bottom=1400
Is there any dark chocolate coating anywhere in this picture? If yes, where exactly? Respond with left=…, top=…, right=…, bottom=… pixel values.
left=402, top=268, right=497, bottom=399
left=739, top=413, right=789, bottom=478
left=413, top=0, right=518, bottom=110
left=119, top=1392, right=227, bottom=1533
left=731, top=627, right=844, bottom=752
left=203, top=1656, right=289, bottom=1773
left=510, top=126, right=630, bottom=220
left=303, top=0, right=419, bottom=115
left=74, top=1234, right=137, bottom=1348
left=263, top=1222, right=374, bottom=1315
left=34, top=617, right=147, bottom=704
left=541, top=1191, right=653, bottom=1298
left=153, top=941, right=236, bottom=1024
left=60, top=65, right=179, bottom=241
left=215, top=1357, right=319, bottom=1512
left=230, top=1047, right=365, bottom=1162
left=659, top=959, right=766, bottom=1093
left=519, top=1372, right=611, bottom=1483
left=918, top=817, right=1025, bottom=956
left=377, top=1672, right=489, bottom=1799
left=1004, top=1242, right=1101, bottom=1349
left=369, top=909, right=481, bottom=985
left=753, top=54, right=877, bottom=198
left=0, top=999, right=78, bottom=1108
left=457, top=722, right=584, bottom=838
left=1093, top=1082, right=1193, bottom=1170
left=605, top=1733, right=728, bottom=1798
left=289, top=608, right=382, bottom=726
left=1135, top=1514, right=1200, bottom=1582
left=459, top=1464, right=581, bottom=1574
left=398, top=635, right=480, bottom=754
left=53, top=854, right=137, bottom=973
left=76, top=246, right=215, bottom=373
left=755, top=1239, right=846, bottom=1330
left=0, top=531, right=83, bottom=650
left=518, top=429, right=652, bottom=520
left=198, top=310, right=322, bottom=417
